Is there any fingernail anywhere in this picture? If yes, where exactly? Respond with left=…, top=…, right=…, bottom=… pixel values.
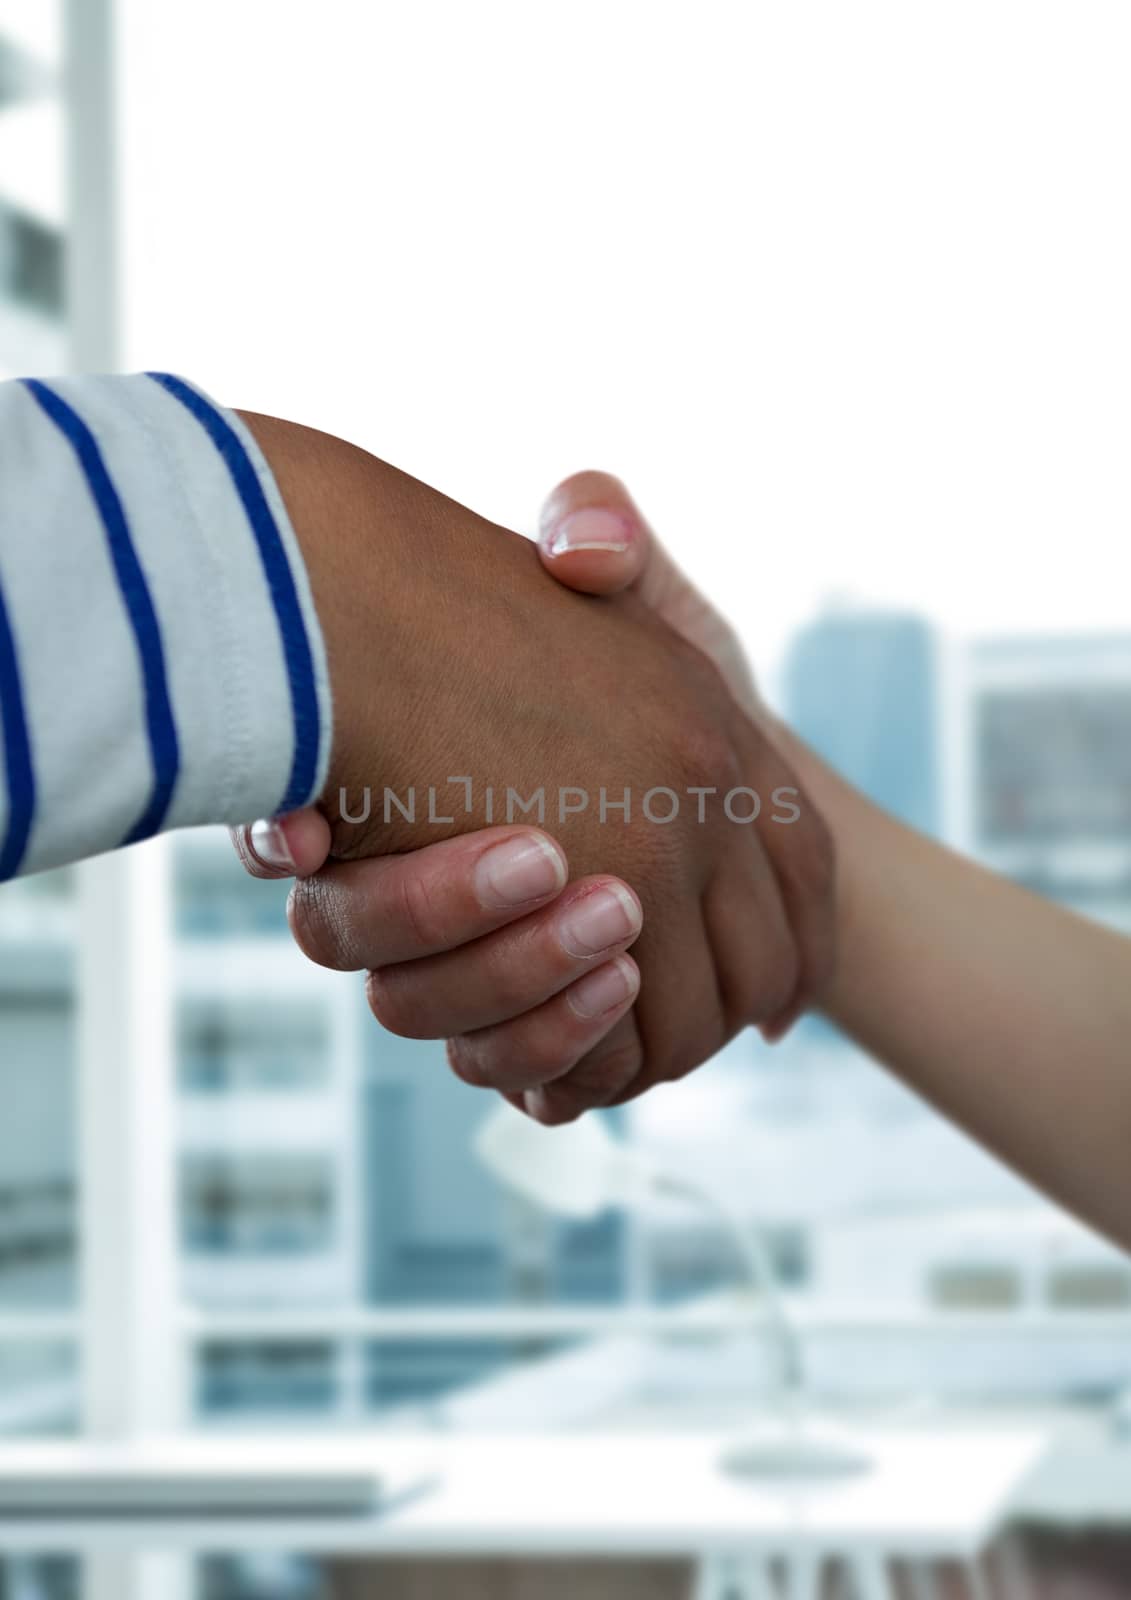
left=567, top=955, right=639, bottom=1019
left=475, top=833, right=566, bottom=908
left=559, top=882, right=641, bottom=957
left=544, top=507, right=633, bottom=557
left=248, top=818, right=296, bottom=873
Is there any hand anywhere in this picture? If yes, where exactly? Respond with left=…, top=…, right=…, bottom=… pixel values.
left=234, top=425, right=834, bottom=1118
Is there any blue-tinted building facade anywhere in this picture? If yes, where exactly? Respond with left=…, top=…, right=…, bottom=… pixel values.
left=783, top=609, right=940, bottom=837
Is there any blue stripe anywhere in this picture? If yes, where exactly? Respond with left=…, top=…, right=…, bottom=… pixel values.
left=0, top=572, right=36, bottom=880
left=23, top=379, right=181, bottom=846
left=147, top=373, right=321, bottom=813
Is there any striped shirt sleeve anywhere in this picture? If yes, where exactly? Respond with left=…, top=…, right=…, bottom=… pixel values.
left=0, top=372, right=333, bottom=879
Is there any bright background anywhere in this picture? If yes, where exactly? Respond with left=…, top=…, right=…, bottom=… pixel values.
left=1, top=4, right=1131, bottom=1598
left=118, top=0, right=1131, bottom=679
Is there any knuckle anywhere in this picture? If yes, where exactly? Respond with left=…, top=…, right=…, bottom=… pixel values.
left=480, top=942, right=546, bottom=1015
left=287, top=879, right=357, bottom=971
left=392, top=862, right=448, bottom=952
left=670, top=717, right=740, bottom=797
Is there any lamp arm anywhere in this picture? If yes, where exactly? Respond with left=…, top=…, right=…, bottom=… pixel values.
left=652, top=1173, right=804, bottom=1408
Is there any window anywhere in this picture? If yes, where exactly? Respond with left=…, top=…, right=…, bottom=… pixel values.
left=1047, top=1266, right=1131, bottom=1311
left=929, top=1266, right=1022, bottom=1313
left=196, top=1340, right=337, bottom=1417
left=178, top=999, right=328, bottom=1094
left=180, top=1154, right=335, bottom=1258
left=3, top=6, right=1131, bottom=1596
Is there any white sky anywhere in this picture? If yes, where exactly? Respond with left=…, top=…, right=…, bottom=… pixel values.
left=118, top=0, right=1131, bottom=694
left=0, top=0, right=60, bottom=65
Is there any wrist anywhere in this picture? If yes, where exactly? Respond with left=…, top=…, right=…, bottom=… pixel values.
left=235, top=410, right=391, bottom=816
left=769, top=718, right=880, bottom=1020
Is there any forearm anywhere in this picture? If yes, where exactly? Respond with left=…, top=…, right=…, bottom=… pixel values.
left=779, top=725, right=1131, bottom=1247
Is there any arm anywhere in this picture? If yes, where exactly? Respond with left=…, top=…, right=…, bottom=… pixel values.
left=1, top=378, right=835, bottom=1121
left=540, top=474, right=1131, bottom=1239
left=274, top=467, right=1131, bottom=1248
left=782, top=727, right=1131, bottom=1246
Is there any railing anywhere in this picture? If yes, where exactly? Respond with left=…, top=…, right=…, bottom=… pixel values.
left=4, top=1298, right=1131, bottom=1349
left=175, top=1300, right=1131, bottom=1340
left=1, top=1299, right=1130, bottom=1438
left=3, top=1298, right=1130, bottom=1362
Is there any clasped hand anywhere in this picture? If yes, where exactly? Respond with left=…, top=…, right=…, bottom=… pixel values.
left=233, top=422, right=835, bottom=1122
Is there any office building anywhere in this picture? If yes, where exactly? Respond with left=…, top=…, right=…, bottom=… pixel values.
left=969, top=633, right=1131, bottom=932
left=783, top=607, right=941, bottom=836
left=175, top=831, right=628, bottom=1420
left=362, top=1029, right=627, bottom=1407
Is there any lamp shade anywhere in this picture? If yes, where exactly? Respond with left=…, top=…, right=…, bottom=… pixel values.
left=474, top=1103, right=647, bottom=1219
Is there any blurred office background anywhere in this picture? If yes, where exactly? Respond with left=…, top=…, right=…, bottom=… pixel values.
left=1, top=2, right=1131, bottom=1597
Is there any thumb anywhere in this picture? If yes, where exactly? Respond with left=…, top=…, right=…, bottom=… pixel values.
left=538, top=471, right=673, bottom=604
left=538, top=470, right=701, bottom=620
left=231, top=807, right=333, bottom=880
left=538, top=470, right=763, bottom=723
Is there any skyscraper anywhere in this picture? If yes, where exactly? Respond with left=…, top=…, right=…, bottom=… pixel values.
left=782, top=607, right=940, bottom=837
left=781, top=608, right=940, bottom=1050
left=969, top=633, right=1131, bottom=931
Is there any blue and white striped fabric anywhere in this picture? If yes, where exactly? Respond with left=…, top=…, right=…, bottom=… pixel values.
left=0, top=373, right=333, bottom=879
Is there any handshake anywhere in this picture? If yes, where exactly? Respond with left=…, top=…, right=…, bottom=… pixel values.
left=232, top=413, right=836, bottom=1123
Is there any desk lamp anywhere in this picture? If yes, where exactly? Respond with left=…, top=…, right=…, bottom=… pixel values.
left=475, top=1103, right=871, bottom=1482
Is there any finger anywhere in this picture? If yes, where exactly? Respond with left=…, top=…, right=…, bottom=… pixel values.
left=604, top=903, right=728, bottom=1108
left=537, top=471, right=649, bottom=595
left=367, top=876, right=642, bottom=1038
left=702, top=840, right=799, bottom=1036
left=523, top=1008, right=644, bottom=1123
left=538, top=470, right=690, bottom=611
left=446, top=954, right=640, bottom=1096
left=231, top=809, right=332, bottom=880
left=287, top=826, right=567, bottom=972
left=522, top=1007, right=645, bottom=1124
left=539, top=471, right=761, bottom=719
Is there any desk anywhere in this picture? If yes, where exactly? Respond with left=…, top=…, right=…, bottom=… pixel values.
left=0, top=1428, right=1045, bottom=1599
